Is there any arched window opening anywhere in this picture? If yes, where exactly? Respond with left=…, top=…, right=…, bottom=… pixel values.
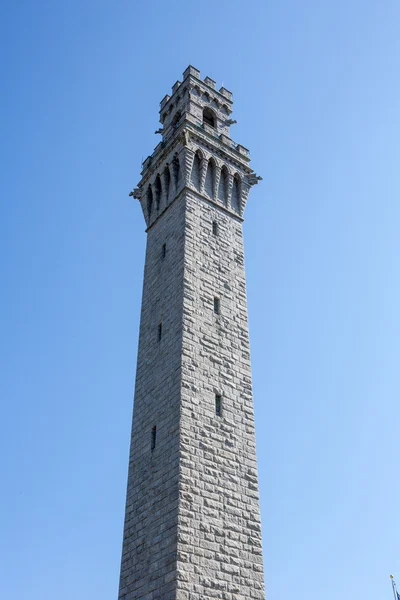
left=231, top=174, right=241, bottom=213
left=205, top=160, right=214, bottom=198
left=190, top=152, right=202, bottom=190
left=164, top=166, right=171, bottom=204
left=146, top=186, right=153, bottom=217
left=172, top=156, right=180, bottom=190
left=218, top=166, right=228, bottom=206
left=203, top=108, right=216, bottom=128
left=154, top=175, right=162, bottom=211
left=171, top=111, right=181, bottom=129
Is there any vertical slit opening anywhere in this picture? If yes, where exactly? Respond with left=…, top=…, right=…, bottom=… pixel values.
left=215, top=395, right=222, bottom=417
left=151, top=426, right=157, bottom=450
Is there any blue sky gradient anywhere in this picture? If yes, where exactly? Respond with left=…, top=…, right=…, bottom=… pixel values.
left=1, top=1, right=400, bottom=599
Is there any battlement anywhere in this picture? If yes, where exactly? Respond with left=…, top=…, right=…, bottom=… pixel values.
left=182, top=65, right=232, bottom=100
left=160, top=65, right=233, bottom=114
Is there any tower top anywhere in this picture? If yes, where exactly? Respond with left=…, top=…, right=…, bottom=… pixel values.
left=131, top=66, right=262, bottom=228
left=157, top=65, right=235, bottom=149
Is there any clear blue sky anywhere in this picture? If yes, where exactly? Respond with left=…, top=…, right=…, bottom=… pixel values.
left=1, top=1, right=399, bottom=599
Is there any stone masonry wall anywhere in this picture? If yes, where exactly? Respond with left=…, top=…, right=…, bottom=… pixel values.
left=118, top=188, right=266, bottom=600
left=176, top=191, right=265, bottom=600
left=118, top=195, right=187, bottom=600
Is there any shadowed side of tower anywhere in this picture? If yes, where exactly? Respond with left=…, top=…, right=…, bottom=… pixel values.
left=118, top=66, right=265, bottom=600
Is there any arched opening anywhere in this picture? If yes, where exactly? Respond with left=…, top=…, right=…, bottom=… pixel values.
left=221, top=104, right=230, bottom=115
left=190, top=152, right=202, bottom=190
left=218, top=166, right=229, bottom=206
left=154, top=175, right=162, bottom=211
left=203, top=107, right=216, bottom=128
left=231, top=174, right=241, bottom=213
left=172, top=155, right=180, bottom=190
left=164, top=166, right=171, bottom=204
left=205, top=159, right=215, bottom=198
left=171, top=111, right=181, bottom=129
left=146, top=186, right=153, bottom=218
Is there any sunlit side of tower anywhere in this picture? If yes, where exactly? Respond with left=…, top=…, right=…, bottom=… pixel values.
left=118, top=66, right=265, bottom=600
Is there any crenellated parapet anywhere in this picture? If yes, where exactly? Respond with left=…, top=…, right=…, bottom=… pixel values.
left=132, top=66, right=261, bottom=228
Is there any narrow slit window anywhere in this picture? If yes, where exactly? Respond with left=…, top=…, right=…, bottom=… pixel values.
left=212, top=221, right=218, bottom=236
left=162, top=243, right=166, bottom=258
left=158, top=322, right=162, bottom=341
left=214, top=297, right=220, bottom=315
left=215, top=395, right=222, bottom=417
left=151, top=426, right=157, bottom=450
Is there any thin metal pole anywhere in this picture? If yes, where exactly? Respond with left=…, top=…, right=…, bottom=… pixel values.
left=391, top=577, right=397, bottom=600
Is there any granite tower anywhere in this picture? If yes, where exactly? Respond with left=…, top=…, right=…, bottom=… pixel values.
left=118, top=66, right=265, bottom=600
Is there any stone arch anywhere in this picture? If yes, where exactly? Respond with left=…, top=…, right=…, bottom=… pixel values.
left=190, top=151, right=202, bottom=191
left=231, top=173, right=241, bottom=213
left=218, top=165, right=229, bottom=206
left=204, top=158, right=215, bottom=198
left=202, top=91, right=210, bottom=102
left=203, top=107, right=216, bottom=128
left=146, top=186, right=153, bottom=218
left=154, top=175, right=162, bottom=211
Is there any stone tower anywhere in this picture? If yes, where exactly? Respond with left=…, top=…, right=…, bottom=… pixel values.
left=118, top=66, right=265, bottom=600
